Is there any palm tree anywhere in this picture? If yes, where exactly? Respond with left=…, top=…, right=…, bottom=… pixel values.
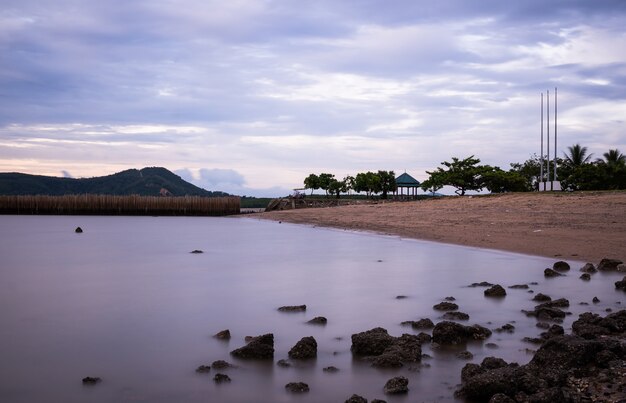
left=564, top=144, right=593, bottom=167
left=598, top=149, right=626, bottom=166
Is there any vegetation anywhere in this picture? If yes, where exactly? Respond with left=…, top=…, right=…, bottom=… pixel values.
left=0, top=195, right=240, bottom=216
left=0, top=167, right=229, bottom=197
left=303, top=170, right=396, bottom=199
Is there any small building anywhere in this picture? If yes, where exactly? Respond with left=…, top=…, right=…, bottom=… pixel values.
left=394, top=173, right=421, bottom=199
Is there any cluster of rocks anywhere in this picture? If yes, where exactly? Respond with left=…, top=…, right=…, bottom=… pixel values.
left=432, top=321, right=492, bottom=344
left=456, top=310, right=626, bottom=402
left=522, top=298, right=570, bottom=322
left=351, top=327, right=422, bottom=368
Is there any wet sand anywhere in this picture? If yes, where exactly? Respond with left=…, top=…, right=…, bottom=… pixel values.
left=259, top=191, right=626, bottom=263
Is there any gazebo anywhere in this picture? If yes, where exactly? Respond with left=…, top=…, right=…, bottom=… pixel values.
left=394, top=172, right=421, bottom=199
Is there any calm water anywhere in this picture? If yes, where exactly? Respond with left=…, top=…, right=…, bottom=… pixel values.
left=0, top=216, right=623, bottom=403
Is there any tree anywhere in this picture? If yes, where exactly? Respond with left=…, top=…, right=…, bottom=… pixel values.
left=564, top=144, right=593, bottom=167
left=598, top=149, right=626, bottom=166
left=481, top=167, right=528, bottom=193
left=421, top=156, right=488, bottom=196
left=303, top=174, right=320, bottom=195
left=317, top=173, right=335, bottom=197
left=597, top=149, right=626, bottom=189
left=377, top=170, right=397, bottom=199
left=327, top=178, right=348, bottom=199
left=354, top=171, right=381, bottom=197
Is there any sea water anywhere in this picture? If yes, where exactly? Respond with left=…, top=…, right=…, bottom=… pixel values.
left=0, top=215, right=623, bottom=402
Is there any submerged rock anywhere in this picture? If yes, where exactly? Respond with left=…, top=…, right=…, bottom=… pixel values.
left=433, top=301, right=459, bottom=311
left=190, top=249, right=203, bottom=254
left=432, top=321, right=492, bottom=345
left=484, top=285, right=506, bottom=297
left=468, top=281, right=494, bottom=287
left=82, top=376, right=101, bottom=384
left=580, top=263, right=597, bottom=273
left=276, top=359, right=291, bottom=368
left=345, top=394, right=368, bottom=403
left=323, top=366, right=339, bottom=373
left=75, top=227, right=83, bottom=233
left=351, top=328, right=421, bottom=368
left=616, top=276, right=626, bottom=291
left=383, top=376, right=409, bottom=394
left=543, top=268, right=562, bottom=277
left=456, top=350, right=474, bottom=360
left=597, top=258, right=623, bottom=271
left=195, top=365, right=211, bottom=373
left=508, top=284, right=529, bottom=289
left=211, top=360, right=233, bottom=369
left=285, top=382, right=309, bottom=393
left=288, top=336, right=317, bottom=359
left=552, top=261, right=570, bottom=271
left=307, top=316, right=327, bottom=325
left=400, top=318, right=434, bottom=329
left=214, top=329, right=231, bottom=339
left=443, top=311, right=470, bottom=320
left=230, top=333, right=274, bottom=359
left=213, top=373, right=231, bottom=383
left=580, top=273, right=591, bottom=281
left=278, top=305, right=306, bottom=312
left=494, top=324, right=515, bottom=333
left=532, top=293, right=551, bottom=302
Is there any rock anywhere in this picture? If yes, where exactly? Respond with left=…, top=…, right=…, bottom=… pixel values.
left=484, top=285, right=506, bottom=297
left=540, top=298, right=570, bottom=308
left=572, top=310, right=626, bottom=339
left=195, top=365, right=211, bottom=373
left=416, top=332, right=432, bottom=344
left=597, top=258, right=623, bottom=271
left=456, top=350, right=474, bottom=359
left=288, top=336, right=317, bottom=359
left=540, top=324, right=564, bottom=340
left=486, top=343, right=499, bottom=349
left=278, top=305, right=306, bottom=312
left=371, top=400, right=387, bottom=403
left=507, top=284, right=528, bottom=289
left=75, top=227, right=83, bottom=233
left=443, top=311, right=470, bottom=320
left=536, top=322, right=550, bottom=329
left=469, top=281, right=494, bottom=287
left=544, top=268, right=562, bottom=277
left=618, top=264, right=626, bottom=272
left=285, top=382, right=309, bottom=393
left=383, top=376, right=409, bottom=394
left=323, top=366, right=339, bottom=373
left=432, top=321, right=492, bottom=345
left=190, top=249, right=203, bottom=254
left=580, top=263, right=597, bottom=273
left=230, top=333, right=274, bottom=359
left=277, top=359, right=291, bottom=368
left=307, top=316, right=327, bottom=325
left=580, top=273, right=591, bottom=281
left=532, top=293, right=551, bottom=302
left=433, top=301, right=459, bottom=311
left=616, top=276, right=626, bottom=291
left=489, top=393, right=516, bottom=403
left=345, top=394, right=367, bottom=403
left=552, top=261, right=570, bottom=271
left=211, top=360, right=232, bottom=369
left=214, top=329, right=231, bottom=339
left=395, top=295, right=407, bottom=299
left=593, top=296, right=600, bottom=303
left=494, top=324, right=515, bottom=333
left=82, top=376, right=101, bottom=384
left=444, top=296, right=456, bottom=301
left=351, top=328, right=421, bottom=368
left=213, top=373, right=231, bottom=383
left=400, top=318, right=434, bottom=329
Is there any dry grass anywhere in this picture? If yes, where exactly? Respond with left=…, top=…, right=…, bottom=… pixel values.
left=0, top=195, right=240, bottom=216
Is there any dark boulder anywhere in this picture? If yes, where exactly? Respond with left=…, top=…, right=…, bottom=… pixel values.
left=432, top=321, right=492, bottom=345
left=484, top=285, right=506, bottom=297
left=288, top=336, right=317, bottom=359
left=597, top=258, right=623, bottom=271
left=494, top=324, right=515, bottom=333
left=278, top=305, right=306, bottom=312
left=443, top=311, right=470, bottom=320
left=285, top=382, right=309, bottom=393
left=572, top=310, right=626, bottom=339
left=416, top=332, right=432, bottom=344
left=214, top=329, right=231, bottom=339
left=395, top=295, right=408, bottom=299
left=580, top=273, right=591, bottom=281
left=469, top=281, right=494, bottom=287
left=211, top=360, right=232, bottom=369
left=307, top=316, right=327, bottom=325
left=277, top=359, right=291, bottom=368
left=383, top=376, right=409, bottom=394
left=190, top=249, right=203, bottom=254
left=75, top=227, right=83, bottom=233
left=552, top=261, right=570, bottom=271
left=507, top=284, right=529, bottom=289
left=351, top=328, right=421, bottom=368
left=532, top=293, right=551, bottom=302
left=213, top=373, right=231, bottom=383
left=351, top=327, right=394, bottom=356
left=433, top=301, right=459, bottom=311
left=456, top=350, right=474, bottom=359
left=593, top=296, right=600, bottom=303
left=82, top=376, right=101, bottom=384
left=230, top=333, right=274, bottom=359
left=616, top=276, right=626, bottom=291
left=345, top=394, right=367, bottom=403
left=444, top=296, right=456, bottom=301
left=323, top=366, right=339, bottom=373
left=488, top=393, right=516, bottom=403
left=195, top=365, right=211, bottom=373
left=400, top=318, right=434, bottom=329
left=580, top=263, right=597, bottom=273
left=544, top=268, right=562, bottom=277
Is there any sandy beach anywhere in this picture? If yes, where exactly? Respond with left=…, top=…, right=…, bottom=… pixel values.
left=260, top=191, right=626, bottom=263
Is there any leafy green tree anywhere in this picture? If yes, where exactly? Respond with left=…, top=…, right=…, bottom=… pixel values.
left=327, top=178, right=348, bottom=199
left=481, top=167, right=528, bottom=193
left=598, top=149, right=626, bottom=166
left=421, top=156, right=488, bottom=196
left=354, top=171, right=381, bottom=197
left=563, top=163, right=609, bottom=190
left=303, top=174, right=320, bottom=195
left=597, top=149, right=626, bottom=189
left=318, top=173, right=335, bottom=197
left=564, top=143, right=593, bottom=167
left=343, top=175, right=355, bottom=194
left=377, top=170, right=397, bottom=199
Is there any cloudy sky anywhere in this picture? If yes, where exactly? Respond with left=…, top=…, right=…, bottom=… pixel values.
left=1, top=0, right=625, bottom=196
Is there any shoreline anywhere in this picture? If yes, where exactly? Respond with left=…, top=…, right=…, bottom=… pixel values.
left=258, top=191, right=626, bottom=264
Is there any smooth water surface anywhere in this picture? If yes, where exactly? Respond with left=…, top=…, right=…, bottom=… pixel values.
left=0, top=216, right=623, bottom=402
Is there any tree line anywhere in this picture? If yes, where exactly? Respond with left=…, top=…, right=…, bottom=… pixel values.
left=303, top=171, right=397, bottom=198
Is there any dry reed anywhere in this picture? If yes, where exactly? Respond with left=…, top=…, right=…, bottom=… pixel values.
left=0, top=195, right=240, bottom=216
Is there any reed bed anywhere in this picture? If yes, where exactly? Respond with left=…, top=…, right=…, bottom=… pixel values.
left=0, top=195, right=240, bottom=216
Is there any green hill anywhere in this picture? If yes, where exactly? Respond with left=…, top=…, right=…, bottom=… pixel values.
left=0, top=167, right=229, bottom=197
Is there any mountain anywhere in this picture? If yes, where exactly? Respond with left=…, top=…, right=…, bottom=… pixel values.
left=0, top=167, right=230, bottom=197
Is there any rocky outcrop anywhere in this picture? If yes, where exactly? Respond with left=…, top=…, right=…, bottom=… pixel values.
left=544, top=268, right=562, bottom=277
left=494, top=324, right=515, bottom=333
left=552, top=261, right=570, bottom=271
left=580, top=273, right=591, bottom=281
left=190, top=249, right=203, bottom=254
left=323, top=366, right=339, bottom=373
left=288, top=336, right=317, bottom=359
left=214, top=329, right=231, bottom=339
left=457, top=311, right=626, bottom=402
left=351, top=328, right=422, bottom=368
left=532, top=293, right=551, bottom=302
left=278, top=305, right=306, bottom=312
left=580, top=263, right=597, bottom=273
left=213, top=373, right=231, bottom=383
left=400, top=318, right=434, bottom=329
left=195, top=365, right=211, bottom=373
left=230, top=333, right=274, bottom=359
left=443, top=311, right=470, bottom=320
left=383, top=376, right=409, bottom=394
left=432, top=321, right=492, bottom=345
left=75, top=227, right=83, bottom=233
left=484, top=285, right=506, bottom=297
left=523, top=298, right=570, bottom=321
left=307, top=316, right=327, bottom=325
left=468, top=281, right=494, bottom=287
left=597, top=258, right=623, bottom=271
left=345, top=394, right=367, bottom=403
left=285, top=382, right=309, bottom=393
left=211, top=360, right=232, bottom=369
left=508, top=284, right=529, bottom=289
left=433, top=302, right=459, bottom=311
left=616, top=276, right=626, bottom=291
left=82, top=376, right=101, bottom=384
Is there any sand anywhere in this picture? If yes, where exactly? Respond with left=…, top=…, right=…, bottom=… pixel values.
left=259, top=192, right=626, bottom=263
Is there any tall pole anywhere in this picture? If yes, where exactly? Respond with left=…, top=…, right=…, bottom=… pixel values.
left=546, top=90, right=550, bottom=186
left=554, top=87, right=558, bottom=181
left=539, top=92, right=545, bottom=190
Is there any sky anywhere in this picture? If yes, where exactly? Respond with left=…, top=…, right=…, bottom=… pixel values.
left=1, top=0, right=625, bottom=196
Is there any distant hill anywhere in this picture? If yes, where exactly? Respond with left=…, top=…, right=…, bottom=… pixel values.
left=0, top=167, right=230, bottom=197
